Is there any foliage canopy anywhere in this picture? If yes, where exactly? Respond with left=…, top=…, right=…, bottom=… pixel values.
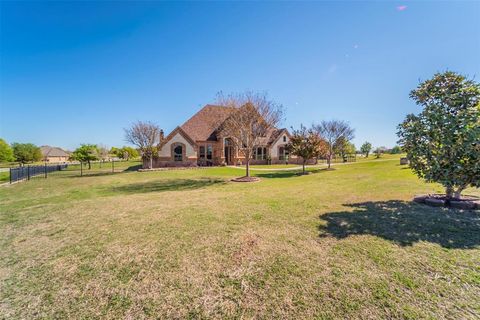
left=71, top=144, right=99, bottom=169
left=286, top=124, right=327, bottom=174
left=397, top=71, right=480, bottom=198
left=0, top=138, right=14, bottom=162
left=360, top=142, right=372, bottom=157
left=11, top=143, right=42, bottom=163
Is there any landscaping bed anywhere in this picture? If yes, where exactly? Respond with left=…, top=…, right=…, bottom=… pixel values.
left=414, top=194, right=480, bottom=210
left=231, top=176, right=260, bottom=182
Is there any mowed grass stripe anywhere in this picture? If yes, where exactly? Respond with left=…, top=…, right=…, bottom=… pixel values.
left=1, top=156, right=479, bottom=319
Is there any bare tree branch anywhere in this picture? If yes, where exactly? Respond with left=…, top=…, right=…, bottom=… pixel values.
left=216, top=91, right=284, bottom=177
left=124, top=121, right=161, bottom=169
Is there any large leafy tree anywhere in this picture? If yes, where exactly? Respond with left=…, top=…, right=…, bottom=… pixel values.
left=286, top=124, right=327, bottom=175
left=335, top=137, right=356, bottom=161
left=397, top=71, right=480, bottom=199
left=120, top=146, right=139, bottom=160
left=0, top=138, right=14, bottom=162
left=11, top=143, right=42, bottom=163
left=110, top=146, right=139, bottom=160
left=71, top=144, right=99, bottom=169
left=314, top=120, right=355, bottom=169
left=360, top=142, right=372, bottom=157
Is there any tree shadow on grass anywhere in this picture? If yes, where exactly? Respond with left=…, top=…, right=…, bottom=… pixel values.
left=107, top=178, right=226, bottom=195
left=124, top=164, right=142, bottom=172
left=57, top=171, right=116, bottom=178
left=58, top=164, right=142, bottom=178
left=255, top=168, right=327, bottom=179
left=319, top=200, right=480, bottom=249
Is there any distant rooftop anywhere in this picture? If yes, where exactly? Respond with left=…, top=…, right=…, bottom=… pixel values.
left=40, top=145, right=70, bottom=157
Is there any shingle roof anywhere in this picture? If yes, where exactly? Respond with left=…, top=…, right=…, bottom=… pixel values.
left=176, top=105, right=288, bottom=146
left=40, top=146, right=70, bottom=157
left=180, top=104, right=235, bottom=142
left=255, top=128, right=287, bottom=146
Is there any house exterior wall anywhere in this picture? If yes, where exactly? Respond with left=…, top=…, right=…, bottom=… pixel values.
left=270, top=133, right=289, bottom=158
left=45, top=156, right=69, bottom=163
left=196, top=141, right=224, bottom=166
left=158, top=132, right=196, bottom=158
left=146, top=132, right=198, bottom=168
left=146, top=127, right=316, bottom=168
left=269, top=133, right=298, bottom=164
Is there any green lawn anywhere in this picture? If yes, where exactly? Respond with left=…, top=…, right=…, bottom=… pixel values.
left=244, top=164, right=301, bottom=169
left=1, top=157, right=479, bottom=319
left=0, top=171, right=9, bottom=183
left=356, top=153, right=406, bottom=161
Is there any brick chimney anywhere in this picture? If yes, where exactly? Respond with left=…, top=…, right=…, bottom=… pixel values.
left=159, top=129, right=164, bottom=142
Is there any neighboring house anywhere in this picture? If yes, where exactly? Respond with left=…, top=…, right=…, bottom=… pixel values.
left=40, top=146, right=70, bottom=163
left=148, top=104, right=313, bottom=168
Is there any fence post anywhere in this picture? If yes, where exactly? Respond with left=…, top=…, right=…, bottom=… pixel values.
left=9, top=168, right=12, bottom=184
left=27, top=166, right=30, bottom=180
left=80, top=161, right=83, bottom=177
left=45, top=163, right=47, bottom=179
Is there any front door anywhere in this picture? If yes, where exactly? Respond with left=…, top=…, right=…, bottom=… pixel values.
left=224, top=138, right=234, bottom=165
left=224, top=146, right=233, bottom=165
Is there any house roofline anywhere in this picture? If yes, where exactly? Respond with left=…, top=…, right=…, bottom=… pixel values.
left=160, top=126, right=198, bottom=148
left=268, top=128, right=291, bottom=147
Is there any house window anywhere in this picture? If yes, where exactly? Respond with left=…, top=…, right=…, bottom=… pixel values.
left=279, top=146, right=289, bottom=161
left=174, top=145, right=183, bottom=161
left=253, top=147, right=267, bottom=160
left=283, top=136, right=287, bottom=142
left=207, top=145, right=213, bottom=160
left=199, top=146, right=206, bottom=159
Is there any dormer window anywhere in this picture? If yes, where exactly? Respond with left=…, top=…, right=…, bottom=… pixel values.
left=283, top=136, right=287, bottom=142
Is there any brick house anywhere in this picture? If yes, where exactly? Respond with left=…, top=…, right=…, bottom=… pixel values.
left=40, top=146, right=70, bottom=163
left=147, top=104, right=314, bottom=168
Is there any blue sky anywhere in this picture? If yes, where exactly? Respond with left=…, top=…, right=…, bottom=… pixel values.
left=1, top=1, right=479, bottom=151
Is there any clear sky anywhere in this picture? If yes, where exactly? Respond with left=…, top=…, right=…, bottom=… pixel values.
left=1, top=1, right=479, bottom=151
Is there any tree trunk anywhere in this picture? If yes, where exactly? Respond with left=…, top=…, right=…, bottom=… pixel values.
left=246, top=160, right=250, bottom=177
left=445, top=186, right=454, bottom=200
left=149, top=156, right=153, bottom=169
left=454, top=184, right=467, bottom=199
left=302, top=160, right=306, bottom=174
left=88, top=161, right=91, bottom=170
left=328, top=144, right=333, bottom=169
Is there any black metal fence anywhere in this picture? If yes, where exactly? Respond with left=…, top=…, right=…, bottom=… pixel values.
left=5, top=160, right=139, bottom=184
left=10, top=164, right=68, bottom=184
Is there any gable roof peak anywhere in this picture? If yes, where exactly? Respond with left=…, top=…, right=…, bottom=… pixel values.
left=180, top=104, right=235, bottom=141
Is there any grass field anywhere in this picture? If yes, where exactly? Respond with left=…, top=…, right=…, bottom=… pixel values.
left=0, top=172, right=9, bottom=183
left=1, top=157, right=479, bottom=319
left=244, top=164, right=301, bottom=169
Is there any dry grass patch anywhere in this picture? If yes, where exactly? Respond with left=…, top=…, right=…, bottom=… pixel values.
left=1, top=157, right=479, bottom=318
